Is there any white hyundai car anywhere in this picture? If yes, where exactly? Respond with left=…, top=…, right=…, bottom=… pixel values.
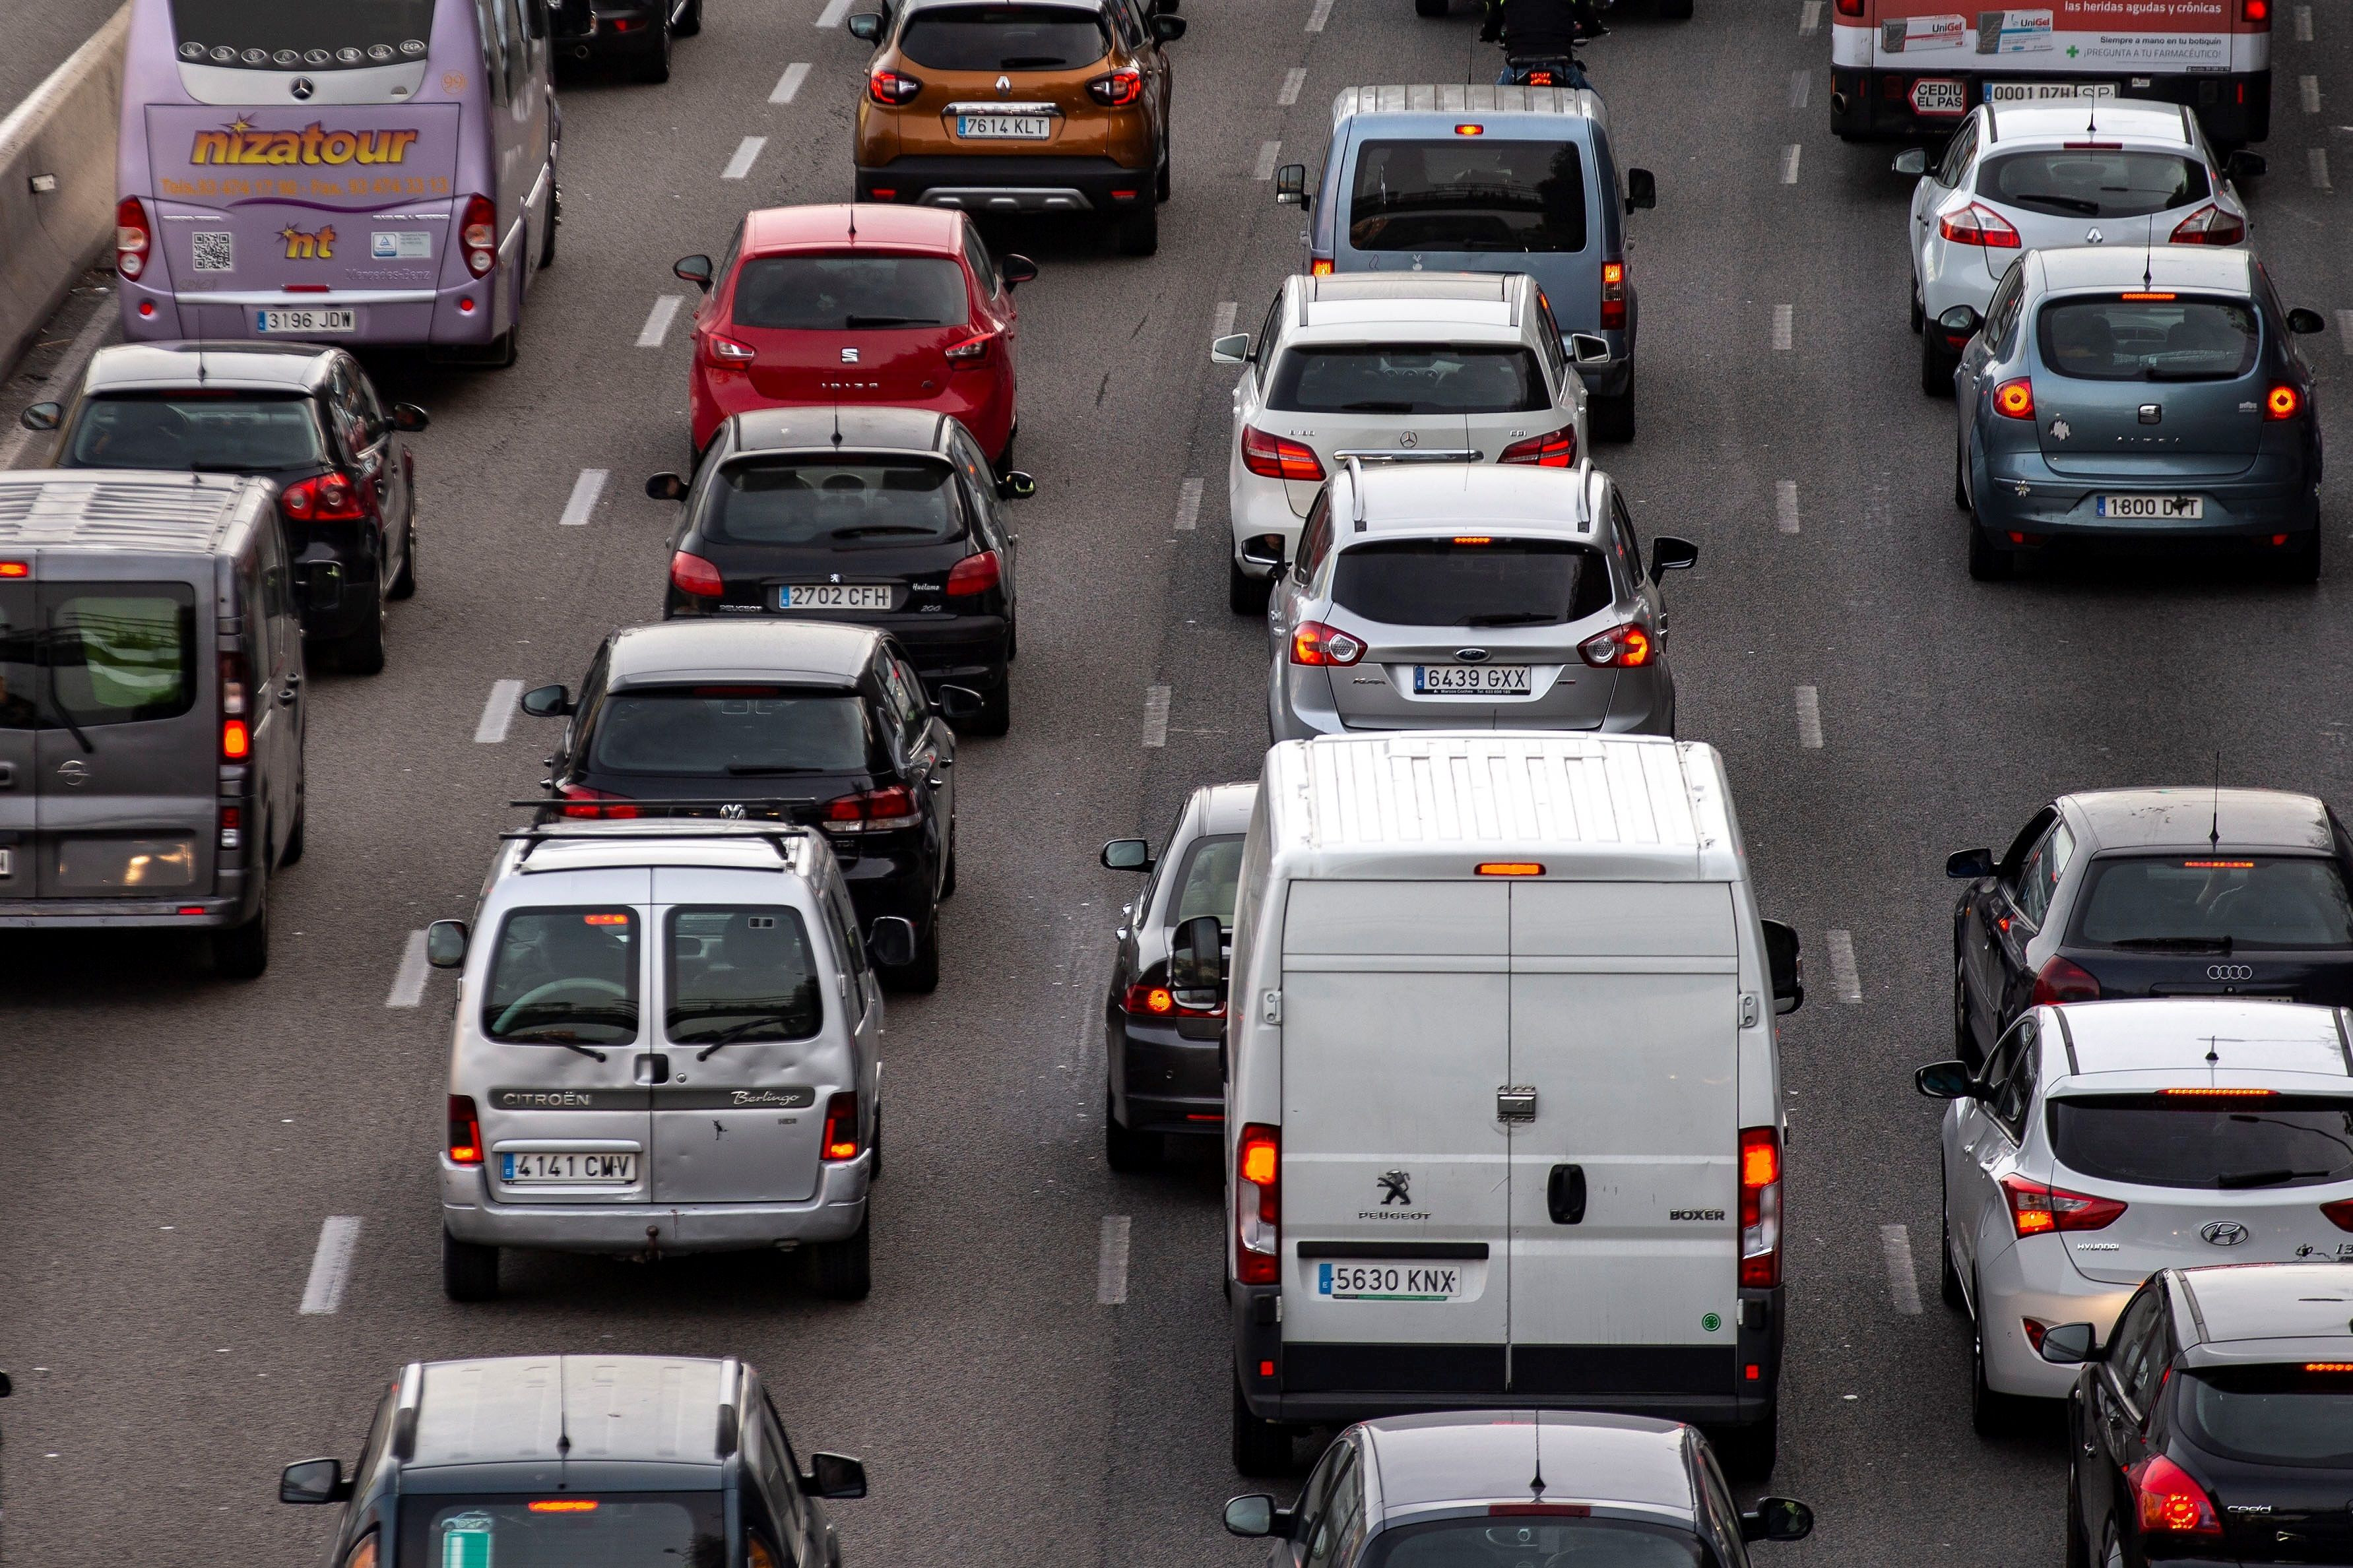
left=1213, top=270, right=1596, bottom=613
left=1918, top=997, right=2353, bottom=1436
left=1899, top=100, right=2261, bottom=396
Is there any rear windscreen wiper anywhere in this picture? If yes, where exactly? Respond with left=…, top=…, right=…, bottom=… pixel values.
left=689, top=1017, right=781, bottom=1061
left=2011, top=193, right=2101, bottom=216
left=724, top=764, right=825, bottom=776
left=2216, top=1167, right=2331, bottom=1188
left=38, top=634, right=93, bottom=753
left=1463, top=612, right=1555, bottom=627
left=845, top=315, right=938, bottom=327
left=2109, top=935, right=2232, bottom=952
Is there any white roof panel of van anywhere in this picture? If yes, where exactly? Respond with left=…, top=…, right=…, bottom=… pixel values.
left=1332, top=84, right=1603, bottom=126
left=0, top=472, right=259, bottom=553
left=1263, top=734, right=1741, bottom=882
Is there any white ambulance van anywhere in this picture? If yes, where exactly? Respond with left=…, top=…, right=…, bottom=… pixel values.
left=1217, top=733, right=1803, bottom=1477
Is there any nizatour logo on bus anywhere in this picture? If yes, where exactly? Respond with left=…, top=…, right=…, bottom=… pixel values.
left=190, top=119, right=420, bottom=167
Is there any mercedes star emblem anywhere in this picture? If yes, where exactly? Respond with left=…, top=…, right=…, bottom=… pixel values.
left=290, top=76, right=315, bottom=100
left=1398, top=430, right=1417, bottom=447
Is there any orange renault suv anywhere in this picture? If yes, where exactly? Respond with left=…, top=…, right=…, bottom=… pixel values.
left=847, top=0, right=1185, bottom=255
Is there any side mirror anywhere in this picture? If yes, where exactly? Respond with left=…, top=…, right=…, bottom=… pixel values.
left=868, top=916, right=918, bottom=968
left=1171, top=911, right=1225, bottom=1001
left=391, top=402, right=430, bottom=433
left=1210, top=332, right=1252, bottom=365
left=936, top=683, right=984, bottom=719
left=519, top=683, right=573, bottom=718
left=998, top=470, right=1037, bottom=500
left=673, top=254, right=714, bottom=292
left=1000, top=253, right=1039, bottom=288
left=1155, top=0, right=1179, bottom=11
left=1623, top=167, right=1656, bottom=212
left=1936, top=303, right=1983, bottom=350
left=18, top=400, right=60, bottom=431
left=1225, top=1495, right=1294, bottom=1538
left=1945, top=846, right=1996, bottom=880
left=1568, top=332, right=1612, bottom=365
left=645, top=471, right=688, bottom=501
left=2039, top=1321, right=2100, bottom=1365
left=1648, top=535, right=1698, bottom=580
left=1892, top=147, right=1929, bottom=177
left=424, top=920, right=470, bottom=970
left=846, top=10, right=883, bottom=40
left=1101, top=838, right=1153, bottom=871
left=1914, top=1059, right=1980, bottom=1100
left=279, top=1458, right=352, bottom=1505
left=1274, top=163, right=1309, bottom=207
left=2224, top=149, right=2267, bottom=181
left=0, top=1370, right=12, bottom=1396
left=2288, top=307, right=2327, bottom=335
left=1151, top=11, right=1186, bottom=40
left=1739, top=1498, right=1814, bottom=1544
left=806, top=1451, right=868, bottom=1499
left=1762, top=918, right=1803, bottom=1015
left=1239, top=535, right=1287, bottom=571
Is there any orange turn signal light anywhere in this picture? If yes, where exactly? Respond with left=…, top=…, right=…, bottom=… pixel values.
left=1476, top=862, right=1544, bottom=877
left=0, top=561, right=26, bottom=578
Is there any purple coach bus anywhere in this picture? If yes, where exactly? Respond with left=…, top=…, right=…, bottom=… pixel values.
left=115, top=0, right=558, bottom=364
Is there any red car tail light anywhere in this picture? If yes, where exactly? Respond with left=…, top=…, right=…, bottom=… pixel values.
left=1835, top=0, right=1863, bottom=12
left=2000, top=1173, right=2127, bottom=1238
left=704, top=334, right=756, bottom=367
left=2266, top=383, right=2303, bottom=420
left=1578, top=622, right=1654, bottom=668
left=1739, top=1126, right=1782, bottom=1288
left=668, top=549, right=725, bottom=599
left=822, top=1092, right=861, bottom=1160
left=1237, top=1123, right=1280, bottom=1285
left=1241, top=425, right=1326, bottom=482
left=2127, top=1455, right=2221, bottom=1538
left=1600, top=259, right=1627, bottom=330
left=1087, top=65, right=1143, bottom=105
left=1499, top=425, right=1578, bottom=466
left=823, top=785, right=921, bottom=833
left=1939, top=202, right=2022, bottom=248
left=447, top=1095, right=484, bottom=1165
left=281, top=472, right=366, bottom=521
left=115, top=197, right=152, bottom=280
left=1993, top=379, right=2036, bottom=420
left=555, top=784, right=638, bottom=820
left=944, top=549, right=1000, bottom=596
left=944, top=329, right=994, bottom=364
left=868, top=69, right=923, bottom=105
left=460, top=194, right=498, bottom=278
left=2168, top=203, right=2245, bottom=245
left=1124, top=981, right=1222, bottom=1019
left=1289, top=620, right=1364, bottom=666
left=219, top=647, right=252, bottom=761
left=2321, top=1197, right=2353, bottom=1232
left=2031, top=954, right=2100, bottom=1003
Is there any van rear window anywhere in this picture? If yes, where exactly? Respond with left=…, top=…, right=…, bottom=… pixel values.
left=1348, top=139, right=1588, bottom=254
left=401, top=1494, right=724, bottom=1568
left=1332, top=538, right=1610, bottom=627
left=1267, top=346, right=1549, bottom=415
left=2037, top=296, right=2258, bottom=382
left=483, top=908, right=640, bottom=1045
left=666, top=906, right=822, bottom=1045
left=897, top=5, right=1110, bottom=71
left=51, top=587, right=199, bottom=726
left=2071, top=855, right=2353, bottom=951
left=732, top=255, right=971, bottom=332
left=168, top=0, right=435, bottom=69
left=2049, top=1094, right=2353, bottom=1190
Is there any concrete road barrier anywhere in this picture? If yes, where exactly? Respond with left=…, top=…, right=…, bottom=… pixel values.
left=0, top=4, right=127, bottom=378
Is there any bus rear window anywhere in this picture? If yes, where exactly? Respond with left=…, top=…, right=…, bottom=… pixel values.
left=168, top=0, right=435, bottom=69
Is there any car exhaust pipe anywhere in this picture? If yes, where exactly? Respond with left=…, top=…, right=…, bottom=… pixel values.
left=572, top=42, right=591, bottom=57
left=1830, top=90, right=1848, bottom=115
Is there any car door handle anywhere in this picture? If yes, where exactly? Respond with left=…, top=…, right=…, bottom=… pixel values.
left=1547, top=1164, right=1586, bottom=1224
left=927, top=775, right=945, bottom=788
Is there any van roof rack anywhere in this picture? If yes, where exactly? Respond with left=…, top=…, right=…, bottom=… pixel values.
left=498, top=801, right=817, bottom=862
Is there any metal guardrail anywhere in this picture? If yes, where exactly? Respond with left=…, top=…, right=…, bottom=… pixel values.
left=0, top=5, right=128, bottom=379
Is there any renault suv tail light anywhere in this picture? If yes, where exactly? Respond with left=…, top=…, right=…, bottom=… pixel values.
left=868, top=69, right=923, bottom=105
left=115, top=197, right=153, bottom=280
left=2000, top=1173, right=2126, bottom=1237
left=1087, top=65, right=1143, bottom=105
left=1739, top=1126, right=1782, bottom=1288
left=460, top=194, right=498, bottom=278
left=1237, top=1123, right=1280, bottom=1284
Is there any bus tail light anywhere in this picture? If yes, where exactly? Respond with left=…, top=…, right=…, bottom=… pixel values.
left=115, top=197, right=153, bottom=279
left=460, top=194, right=498, bottom=278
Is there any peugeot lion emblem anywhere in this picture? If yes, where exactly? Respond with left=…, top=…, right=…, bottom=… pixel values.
left=1377, top=1171, right=1411, bottom=1207
left=2201, top=1220, right=2250, bottom=1247
left=2207, top=964, right=2255, bottom=981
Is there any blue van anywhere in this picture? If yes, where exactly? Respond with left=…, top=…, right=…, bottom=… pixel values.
left=1277, top=85, right=1656, bottom=440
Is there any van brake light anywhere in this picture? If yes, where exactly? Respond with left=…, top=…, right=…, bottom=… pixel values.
left=1739, top=1126, right=1781, bottom=1288
left=1237, top=1123, right=1280, bottom=1284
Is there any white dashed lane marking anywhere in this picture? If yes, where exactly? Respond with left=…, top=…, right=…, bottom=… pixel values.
left=2310, top=148, right=2333, bottom=191
left=298, top=1217, right=362, bottom=1315
left=2302, top=74, right=2321, bottom=115
left=560, top=468, right=609, bottom=527
left=722, top=136, right=767, bottom=180
left=637, top=294, right=684, bottom=348
left=816, top=0, right=851, bottom=25
left=1794, top=684, right=1822, bottom=748
left=1174, top=477, right=1203, bottom=532
left=1254, top=140, right=1282, bottom=181
left=1142, top=685, right=1171, bottom=748
left=1097, top=1215, right=1132, bottom=1304
left=1772, top=304, right=1793, bottom=351
left=475, top=679, right=525, bottom=744
left=771, top=61, right=811, bottom=104
left=385, top=930, right=430, bottom=1008
left=1779, top=144, right=1801, bottom=184
left=1774, top=480, right=1799, bottom=536
left=1788, top=71, right=1810, bottom=110
left=1279, top=67, right=1306, bottom=106
left=1798, top=0, right=1823, bottom=35
left=1305, top=0, right=1334, bottom=30
left=1880, top=1223, right=1924, bottom=1315
left=2337, top=309, right=2353, bottom=356
left=1212, top=300, right=1237, bottom=340
left=2295, top=4, right=2313, bottom=42
left=1825, top=928, right=1861, bottom=1003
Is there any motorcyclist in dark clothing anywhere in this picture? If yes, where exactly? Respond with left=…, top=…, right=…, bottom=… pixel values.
left=1479, top=0, right=1610, bottom=87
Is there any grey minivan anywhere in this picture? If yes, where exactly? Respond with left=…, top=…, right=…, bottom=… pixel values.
left=1277, top=84, right=1657, bottom=440
left=0, top=472, right=304, bottom=976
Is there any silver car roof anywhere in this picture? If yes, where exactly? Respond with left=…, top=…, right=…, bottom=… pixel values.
left=2176, top=1263, right=2353, bottom=1348
left=2061, top=786, right=2331, bottom=854
left=604, top=620, right=880, bottom=687
left=1200, top=781, right=1257, bottom=836
left=1334, top=462, right=1600, bottom=536
left=2032, top=244, right=2253, bottom=294
left=0, top=470, right=268, bottom=554
left=1984, top=100, right=2193, bottom=147
left=1332, top=84, right=1605, bottom=132
left=406, top=1356, right=734, bottom=1468
left=1360, top=1412, right=1693, bottom=1515
left=2040, top=998, right=2353, bottom=1084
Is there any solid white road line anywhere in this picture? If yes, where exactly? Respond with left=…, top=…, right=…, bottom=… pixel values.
left=2310, top=148, right=2333, bottom=191
left=1279, top=67, right=1306, bottom=106
left=1212, top=300, right=1238, bottom=340
left=1794, top=684, right=1822, bottom=749
left=722, top=136, right=767, bottom=180
left=771, top=61, right=812, bottom=104
left=1174, top=477, right=1204, bottom=532
left=1254, top=140, right=1282, bottom=181
left=636, top=294, right=684, bottom=348
left=1880, top=1223, right=1924, bottom=1315
left=1779, top=144, right=1801, bottom=184
left=1797, top=0, right=1823, bottom=36
left=2338, top=309, right=2353, bottom=357
left=475, top=679, right=525, bottom=744
left=815, top=0, right=851, bottom=25
left=2302, top=74, right=2322, bottom=115
left=1774, top=480, right=1799, bottom=535
left=1788, top=71, right=1811, bottom=110
left=1097, top=1214, right=1132, bottom=1304
left=1825, top=928, right=1861, bottom=1003
left=1142, top=685, right=1171, bottom=748
left=1772, top=304, right=1793, bottom=351
left=559, top=468, right=609, bottom=527
left=298, top=1216, right=362, bottom=1315
left=385, top=930, right=430, bottom=1008
left=1305, top=0, right=1334, bottom=30
left=2295, top=4, right=2313, bottom=42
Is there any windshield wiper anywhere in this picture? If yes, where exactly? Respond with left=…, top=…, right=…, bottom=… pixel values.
left=2110, top=935, right=2232, bottom=953
left=2216, top=1166, right=2331, bottom=1189
left=845, top=315, right=938, bottom=327
left=37, top=633, right=93, bottom=753
left=725, top=764, right=825, bottom=776
left=692, top=1017, right=783, bottom=1060
left=997, top=54, right=1065, bottom=66
left=1337, top=400, right=1418, bottom=414
left=1463, top=612, right=1555, bottom=627
left=512, top=1032, right=610, bottom=1061
left=2011, top=193, right=2101, bottom=216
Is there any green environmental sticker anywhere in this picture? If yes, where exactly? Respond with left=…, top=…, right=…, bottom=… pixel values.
left=441, top=1514, right=494, bottom=1568
left=1701, top=1312, right=1722, bottom=1333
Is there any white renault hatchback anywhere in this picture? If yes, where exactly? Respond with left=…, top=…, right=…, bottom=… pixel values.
left=1899, top=100, right=2263, bottom=395
left=1917, top=998, right=2353, bottom=1436
left=1213, top=271, right=1596, bottom=613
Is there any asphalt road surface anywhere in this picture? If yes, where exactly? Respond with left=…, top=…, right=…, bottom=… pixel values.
left=5, top=1, right=2353, bottom=1565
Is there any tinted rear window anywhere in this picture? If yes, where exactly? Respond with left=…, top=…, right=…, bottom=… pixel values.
left=732, top=255, right=970, bottom=332
left=168, top=0, right=434, bottom=69
left=67, top=394, right=325, bottom=472
left=589, top=687, right=879, bottom=776
left=51, top=587, right=199, bottom=726
left=2072, top=855, right=2353, bottom=950
left=1267, top=346, right=1548, bottom=415
left=1331, top=538, right=1611, bottom=627
left=401, top=1494, right=724, bottom=1568
left=483, top=908, right=639, bottom=1045
left=2182, top=1367, right=2353, bottom=1466
left=666, top=906, right=822, bottom=1045
left=1348, top=139, right=1588, bottom=254
left=705, top=459, right=963, bottom=548
left=897, top=4, right=1110, bottom=70
left=1365, top=1518, right=1703, bottom=1568
left=2049, top=1095, right=2353, bottom=1189
left=2038, top=296, right=2258, bottom=381
left=1978, top=150, right=2210, bottom=219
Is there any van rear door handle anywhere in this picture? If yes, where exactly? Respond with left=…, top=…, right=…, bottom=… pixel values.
left=1547, top=1164, right=1586, bottom=1224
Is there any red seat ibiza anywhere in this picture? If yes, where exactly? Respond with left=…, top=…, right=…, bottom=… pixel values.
left=676, top=204, right=1033, bottom=465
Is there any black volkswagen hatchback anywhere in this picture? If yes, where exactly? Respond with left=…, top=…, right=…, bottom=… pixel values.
left=650, top=407, right=1031, bottom=735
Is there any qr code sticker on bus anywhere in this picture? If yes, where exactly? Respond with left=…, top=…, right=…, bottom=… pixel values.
left=191, top=232, right=233, bottom=272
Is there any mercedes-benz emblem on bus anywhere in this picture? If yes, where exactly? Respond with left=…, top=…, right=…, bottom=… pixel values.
left=2201, top=1220, right=2249, bottom=1247
left=290, top=77, right=315, bottom=100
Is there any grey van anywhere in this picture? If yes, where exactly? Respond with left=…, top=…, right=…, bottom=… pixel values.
left=0, top=472, right=305, bottom=977
left=1277, top=85, right=1658, bottom=440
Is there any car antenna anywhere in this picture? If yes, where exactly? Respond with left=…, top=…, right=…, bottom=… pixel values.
left=847, top=201, right=856, bottom=245
left=1529, top=1412, right=1545, bottom=1501
left=831, top=406, right=843, bottom=449
left=2208, top=750, right=2223, bottom=853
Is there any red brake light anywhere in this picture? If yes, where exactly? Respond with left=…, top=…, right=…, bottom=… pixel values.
left=460, top=194, right=497, bottom=278
left=115, top=196, right=152, bottom=280
left=1994, top=379, right=2037, bottom=421
left=221, top=718, right=250, bottom=760
left=2265, top=383, right=2303, bottom=420
left=944, top=330, right=994, bottom=364
left=823, top=784, right=920, bottom=833
left=2000, top=1173, right=2126, bottom=1238
left=1289, top=620, right=1365, bottom=666
left=1241, top=425, right=1326, bottom=482
left=1125, top=980, right=1221, bottom=1019
left=868, top=68, right=923, bottom=105
left=822, top=1091, right=860, bottom=1161
left=0, top=561, right=26, bottom=577
left=2128, top=1455, right=2220, bottom=1538
left=2244, top=0, right=2269, bottom=20
left=1835, top=0, right=1863, bottom=12
left=1739, top=1127, right=1781, bottom=1288
left=2321, top=1197, right=2353, bottom=1232
left=1498, top=424, right=1578, bottom=467
left=447, top=1095, right=483, bottom=1165
left=1939, top=203, right=2022, bottom=249
left=944, top=549, right=1000, bottom=596
left=2168, top=203, right=2245, bottom=245
left=1087, top=65, right=1143, bottom=105
left=527, top=1500, right=598, bottom=1513
left=1600, top=259, right=1627, bottom=330
left=555, top=783, right=638, bottom=821
left=669, top=549, right=725, bottom=600
left=1237, top=1123, right=1280, bottom=1285
left=2032, top=955, right=2100, bottom=1004
left=704, top=333, right=756, bottom=367
left=1578, top=622, right=1654, bottom=668
left=281, top=472, right=365, bottom=522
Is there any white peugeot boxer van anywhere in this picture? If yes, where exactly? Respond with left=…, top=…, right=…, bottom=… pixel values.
left=1219, top=733, right=1803, bottom=1477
